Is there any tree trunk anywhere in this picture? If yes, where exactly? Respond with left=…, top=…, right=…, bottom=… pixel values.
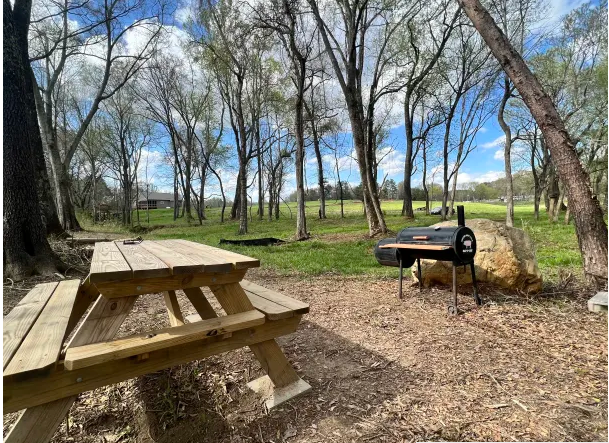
left=533, top=186, right=540, bottom=220
left=231, top=174, right=240, bottom=220
left=294, top=60, right=308, bottom=241
left=459, top=0, right=608, bottom=286
left=13, top=0, right=63, bottom=235
left=402, top=90, right=415, bottom=218
left=311, top=121, right=326, bottom=219
left=173, top=165, right=179, bottom=221
left=547, top=169, right=559, bottom=221
left=256, top=121, right=264, bottom=220
left=46, top=139, right=81, bottom=231
left=347, top=105, right=385, bottom=236
left=422, top=143, right=429, bottom=214
left=498, top=76, right=514, bottom=227
left=4, top=0, right=62, bottom=280
left=238, top=162, right=248, bottom=234
left=553, top=188, right=564, bottom=223
left=184, top=156, right=192, bottom=221
left=449, top=170, right=458, bottom=215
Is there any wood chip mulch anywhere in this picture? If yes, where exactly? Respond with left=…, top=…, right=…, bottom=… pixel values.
left=3, top=269, right=607, bottom=442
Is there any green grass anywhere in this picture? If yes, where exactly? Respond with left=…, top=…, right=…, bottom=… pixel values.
left=80, top=200, right=582, bottom=282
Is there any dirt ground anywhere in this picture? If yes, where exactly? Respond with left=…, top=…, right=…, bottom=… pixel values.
left=3, top=267, right=607, bottom=442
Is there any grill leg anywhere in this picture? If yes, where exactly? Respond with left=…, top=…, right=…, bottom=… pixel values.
left=470, top=262, right=482, bottom=306
left=417, top=258, right=422, bottom=292
left=398, top=257, right=403, bottom=300
left=448, top=264, right=458, bottom=316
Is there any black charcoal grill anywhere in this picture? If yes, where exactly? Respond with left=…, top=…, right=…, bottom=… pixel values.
left=374, top=206, right=481, bottom=315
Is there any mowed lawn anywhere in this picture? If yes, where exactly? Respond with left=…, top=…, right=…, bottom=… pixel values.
left=80, top=200, right=582, bottom=284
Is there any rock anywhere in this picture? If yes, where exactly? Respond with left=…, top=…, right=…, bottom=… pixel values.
left=412, top=219, right=543, bottom=293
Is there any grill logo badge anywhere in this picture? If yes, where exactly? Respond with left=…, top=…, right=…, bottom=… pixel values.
left=461, top=234, right=474, bottom=254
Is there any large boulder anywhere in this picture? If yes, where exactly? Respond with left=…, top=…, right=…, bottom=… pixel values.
left=412, top=218, right=543, bottom=293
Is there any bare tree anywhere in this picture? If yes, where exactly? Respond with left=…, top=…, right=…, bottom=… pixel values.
left=307, top=0, right=420, bottom=235
left=102, top=85, right=152, bottom=226
left=253, top=0, right=316, bottom=239
left=195, top=0, right=262, bottom=234
left=401, top=1, right=461, bottom=218
left=30, top=0, right=163, bottom=230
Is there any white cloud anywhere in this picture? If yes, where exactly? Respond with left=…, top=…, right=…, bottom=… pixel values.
left=478, top=127, right=488, bottom=133
left=494, top=149, right=504, bottom=160
left=377, top=146, right=405, bottom=176
left=480, top=135, right=505, bottom=149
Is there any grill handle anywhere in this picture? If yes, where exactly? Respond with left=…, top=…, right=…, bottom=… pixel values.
left=412, top=235, right=429, bottom=240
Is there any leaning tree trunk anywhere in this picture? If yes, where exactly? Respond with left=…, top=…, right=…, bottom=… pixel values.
left=458, top=0, right=608, bottom=287
left=4, top=0, right=62, bottom=280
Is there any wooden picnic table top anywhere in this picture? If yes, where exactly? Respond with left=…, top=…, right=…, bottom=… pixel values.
left=89, top=239, right=260, bottom=283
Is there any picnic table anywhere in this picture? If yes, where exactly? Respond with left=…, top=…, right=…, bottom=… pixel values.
left=3, top=239, right=310, bottom=443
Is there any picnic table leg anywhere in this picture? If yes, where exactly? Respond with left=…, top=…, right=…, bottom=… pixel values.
left=210, top=282, right=311, bottom=409
left=5, top=294, right=138, bottom=443
left=163, top=290, right=185, bottom=326
left=183, top=287, right=218, bottom=319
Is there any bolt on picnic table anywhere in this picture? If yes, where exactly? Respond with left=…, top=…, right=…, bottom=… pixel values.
left=3, top=239, right=311, bottom=443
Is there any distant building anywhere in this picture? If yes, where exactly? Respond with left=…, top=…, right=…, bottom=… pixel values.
left=136, top=192, right=182, bottom=209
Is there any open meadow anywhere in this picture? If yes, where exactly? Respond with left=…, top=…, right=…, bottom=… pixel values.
left=82, top=200, right=582, bottom=284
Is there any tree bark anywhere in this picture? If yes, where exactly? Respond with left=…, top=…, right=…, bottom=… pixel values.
left=4, top=0, right=62, bottom=280
left=13, top=0, right=63, bottom=237
left=458, top=0, right=608, bottom=286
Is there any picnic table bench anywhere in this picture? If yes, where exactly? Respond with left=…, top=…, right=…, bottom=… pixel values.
left=3, top=240, right=310, bottom=443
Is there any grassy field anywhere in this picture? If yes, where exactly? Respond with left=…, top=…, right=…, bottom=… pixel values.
left=80, top=200, right=581, bottom=284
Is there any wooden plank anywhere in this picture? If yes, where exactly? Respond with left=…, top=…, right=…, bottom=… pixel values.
left=89, top=242, right=132, bottom=283
left=139, top=241, right=205, bottom=274
left=94, top=270, right=246, bottom=298
left=210, top=283, right=301, bottom=388
left=4, top=280, right=81, bottom=377
left=65, top=296, right=138, bottom=348
left=245, top=291, right=294, bottom=320
left=160, top=240, right=233, bottom=272
left=65, top=278, right=98, bottom=338
left=379, top=243, right=452, bottom=251
left=114, top=241, right=171, bottom=279
left=4, top=295, right=137, bottom=442
left=182, top=287, right=218, bottom=320
left=64, top=310, right=265, bottom=370
left=4, top=316, right=302, bottom=413
left=4, top=398, right=74, bottom=443
left=163, top=290, right=185, bottom=327
left=174, top=239, right=260, bottom=270
left=241, top=280, right=309, bottom=315
left=188, top=292, right=292, bottom=321
left=3, top=282, right=58, bottom=370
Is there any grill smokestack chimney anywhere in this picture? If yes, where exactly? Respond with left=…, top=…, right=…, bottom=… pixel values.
left=457, top=205, right=465, bottom=227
